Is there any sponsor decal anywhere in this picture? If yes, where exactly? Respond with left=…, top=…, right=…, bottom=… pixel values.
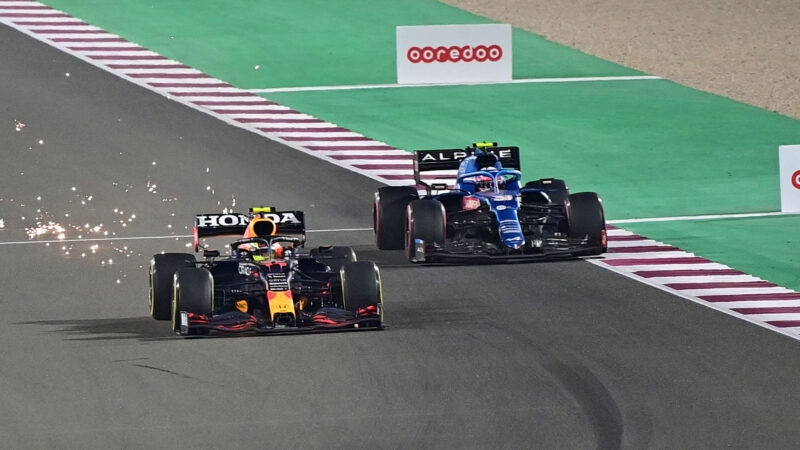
left=396, top=24, right=512, bottom=84
left=463, top=196, right=481, bottom=210
left=420, top=150, right=470, bottom=162
left=499, top=220, right=522, bottom=233
left=266, top=273, right=290, bottom=291
left=238, top=263, right=260, bottom=276
left=779, top=145, right=800, bottom=212
left=418, top=148, right=513, bottom=163
left=195, top=212, right=300, bottom=227
left=406, top=45, right=503, bottom=64
left=260, top=212, right=301, bottom=224
left=196, top=214, right=250, bottom=227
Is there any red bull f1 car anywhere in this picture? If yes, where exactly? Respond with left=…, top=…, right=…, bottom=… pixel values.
left=149, top=207, right=383, bottom=336
left=373, top=142, right=607, bottom=262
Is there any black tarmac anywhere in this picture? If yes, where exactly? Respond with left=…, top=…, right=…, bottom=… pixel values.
left=2, top=24, right=800, bottom=449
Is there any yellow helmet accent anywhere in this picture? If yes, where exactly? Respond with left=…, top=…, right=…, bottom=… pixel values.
left=250, top=207, right=274, bottom=213
left=474, top=142, right=498, bottom=148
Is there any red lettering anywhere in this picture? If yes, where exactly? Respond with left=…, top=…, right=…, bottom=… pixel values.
left=406, top=44, right=504, bottom=63
left=448, top=45, right=462, bottom=62
left=407, top=47, right=422, bottom=63
left=435, top=46, right=449, bottom=62
left=421, top=46, right=435, bottom=63
left=460, top=45, right=474, bottom=62
left=473, top=45, right=488, bottom=62
left=488, top=45, right=502, bottom=62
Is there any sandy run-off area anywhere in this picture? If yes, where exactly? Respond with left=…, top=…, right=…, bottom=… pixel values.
left=442, top=0, right=800, bottom=119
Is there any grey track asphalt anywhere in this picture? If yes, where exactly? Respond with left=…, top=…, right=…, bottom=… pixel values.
left=3, top=24, right=800, bottom=449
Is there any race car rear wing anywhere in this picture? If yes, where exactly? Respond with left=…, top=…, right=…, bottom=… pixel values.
left=413, top=144, right=521, bottom=192
left=193, top=208, right=305, bottom=251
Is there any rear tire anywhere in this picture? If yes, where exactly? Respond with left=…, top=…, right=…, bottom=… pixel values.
left=568, top=192, right=607, bottom=256
left=149, top=253, right=196, bottom=320
left=374, top=186, right=419, bottom=250
left=405, top=199, right=446, bottom=262
left=172, top=268, right=214, bottom=334
left=341, top=261, right=383, bottom=327
left=310, top=246, right=357, bottom=272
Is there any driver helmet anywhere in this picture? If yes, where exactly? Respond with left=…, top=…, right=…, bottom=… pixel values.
left=474, top=151, right=504, bottom=192
left=458, top=148, right=507, bottom=193
left=235, top=241, right=284, bottom=261
left=473, top=171, right=507, bottom=192
left=474, top=174, right=494, bottom=192
left=236, top=241, right=261, bottom=259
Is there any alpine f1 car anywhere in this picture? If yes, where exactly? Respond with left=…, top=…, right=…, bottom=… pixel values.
left=373, top=142, right=607, bottom=262
left=149, top=207, right=383, bottom=336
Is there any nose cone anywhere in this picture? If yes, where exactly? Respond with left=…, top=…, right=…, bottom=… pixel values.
left=502, top=233, right=525, bottom=249
left=497, top=219, right=525, bottom=249
left=494, top=207, right=524, bottom=250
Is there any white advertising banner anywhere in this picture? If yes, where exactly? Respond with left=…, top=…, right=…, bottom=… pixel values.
left=396, top=24, right=512, bottom=84
left=779, top=145, right=800, bottom=212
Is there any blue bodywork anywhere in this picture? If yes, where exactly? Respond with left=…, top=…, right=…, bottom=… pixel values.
left=455, top=149, right=526, bottom=249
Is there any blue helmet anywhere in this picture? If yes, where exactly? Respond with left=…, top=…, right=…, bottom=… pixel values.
left=457, top=148, right=504, bottom=193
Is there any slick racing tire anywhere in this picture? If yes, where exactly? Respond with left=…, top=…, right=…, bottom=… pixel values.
left=374, top=186, right=419, bottom=250
left=172, top=267, right=214, bottom=334
left=310, top=246, right=357, bottom=272
left=405, top=199, right=446, bottom=263
left=568, top=192, right=607, bottom=256
left=149, top=253, right=196, bottom=320
left=340, top=261, right=383, bottom=326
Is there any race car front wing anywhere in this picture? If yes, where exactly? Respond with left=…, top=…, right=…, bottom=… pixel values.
left=411, top=236, right=604, bottom=263
left=177, top=306, right=382, bottom=336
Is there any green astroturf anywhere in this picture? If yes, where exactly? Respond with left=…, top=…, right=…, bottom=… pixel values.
left=624, top=216, right=800, bottom=292
left=265, top=80, right=800, bottom=219
left=40, top=0, right=641, bottom=88
left=37, top=0, right=800, bottom=289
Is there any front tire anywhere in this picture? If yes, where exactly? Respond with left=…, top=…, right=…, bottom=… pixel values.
left=149, top=253, right=196, bottom=320
left=172, top=267, right=214, bottom=333
left=340, top=261, right=383, bottom=327
left=568, top=192, right=607, bottom=256
left=405, top=199, right=446, bottom=263
left=374, top=186, right=419, bottom=250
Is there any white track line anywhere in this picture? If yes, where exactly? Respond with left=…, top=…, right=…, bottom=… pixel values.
left=590, top=225, right=800, bottom=341
left=0, top=228, right=374, bottom=245
left=608, top=211, right=798, bottom=224
left=248, top=76, right=662, bottom=93
left=3, top=2, right=800, bottom=342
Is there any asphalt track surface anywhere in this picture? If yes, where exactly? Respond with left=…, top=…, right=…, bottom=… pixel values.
left=4, top=25, right=800, bottom=449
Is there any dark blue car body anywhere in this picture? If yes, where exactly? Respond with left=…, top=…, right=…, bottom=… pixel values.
left=373, top=143, right=607, bottom=263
